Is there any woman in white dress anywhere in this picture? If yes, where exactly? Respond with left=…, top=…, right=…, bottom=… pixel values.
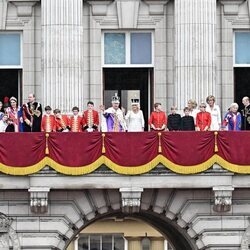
left=125, top=99, right=145, bottom=132
left=205, top=95, right=221, bottom=131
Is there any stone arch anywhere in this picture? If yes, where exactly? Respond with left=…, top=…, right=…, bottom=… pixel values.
left=241, top=223, right=250, bottom=250
left=64, top=210, right=198, bottom=250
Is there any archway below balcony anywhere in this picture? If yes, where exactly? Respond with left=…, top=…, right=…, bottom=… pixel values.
left=64, top=210, right=198, bottom=250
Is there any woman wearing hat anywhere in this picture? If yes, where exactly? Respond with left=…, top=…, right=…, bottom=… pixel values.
left=125, top=99, right=145, bottom=132
left=6, top=97, right=23, bottom=132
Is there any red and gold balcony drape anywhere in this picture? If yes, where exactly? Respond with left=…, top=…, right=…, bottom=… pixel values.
left=0, top=131, right=249, bottom=175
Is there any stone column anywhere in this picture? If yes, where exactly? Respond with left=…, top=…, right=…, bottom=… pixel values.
left=175, top=0, right=216, bottom=109
left=41, top=0, right=84, bottom=113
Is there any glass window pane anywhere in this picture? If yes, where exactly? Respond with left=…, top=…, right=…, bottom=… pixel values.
left=102, top=235, right=112, bottom=250
left=131, top=33, right=152, bottom=64
left=90, top=235, right=100, bottom=250
left=142, top=237, right=150, bottom=250
left=0, top=33, right=21, bottom=65
left=78, top=236, right=89, bottom=250
left=235, top=32, right=250, bottom=64
left=104, top=33, right=125, bottom=64
left=114, top=235, right=124, bottom=250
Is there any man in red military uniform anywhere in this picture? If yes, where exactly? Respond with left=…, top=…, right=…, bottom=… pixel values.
left=69, top=106, right=83, bottom=132
left=148, top=103, right=167, bottom=131
left=82, top=101, right=99, bottom=132
left=41, top=106, right=56, bottom=132
left=196, top=103, right=211, bottom=131
left=54, top=109, right=70, bottom=132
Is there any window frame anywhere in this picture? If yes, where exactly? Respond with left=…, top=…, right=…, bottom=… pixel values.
left=102, top=30, right=154, bottom=68
left=234, top=30, right=250, bottom=68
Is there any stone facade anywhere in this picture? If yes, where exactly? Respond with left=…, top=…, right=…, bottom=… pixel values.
left=0, top=169, right=250, bottom=249
left=1, top=0, right=250, bottom=249
left=1, top=0, right=249, bottom=113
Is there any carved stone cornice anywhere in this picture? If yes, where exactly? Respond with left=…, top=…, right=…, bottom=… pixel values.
left=143, top=0, right=169, bottom=15
left=7, top=0, right=39, bottom=17
left=218, top=0, right=245, bottom=15
left=87, top=0, right=114, bottom=16
left=213, top=186, right=234, bottom=212
left=120, top=187, right=143, bottom=213
left=29, top=187, right=50, bottom=213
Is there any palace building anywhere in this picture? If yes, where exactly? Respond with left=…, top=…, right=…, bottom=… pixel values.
left=1, top=0, right=250, bottom=250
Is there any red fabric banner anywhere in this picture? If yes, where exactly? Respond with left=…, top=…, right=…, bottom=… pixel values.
left=217, top=131, right=250, bottom=165
left=104, top=132, right=158, bottom=166
left=161, top=131, right=215, bottom=166
left=0, top=133, right=45, bottom=167
left=48, top=132, right=102, bottom=167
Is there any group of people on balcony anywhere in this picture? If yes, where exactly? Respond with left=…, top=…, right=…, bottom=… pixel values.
left=0, top=93, right=249, bottom=133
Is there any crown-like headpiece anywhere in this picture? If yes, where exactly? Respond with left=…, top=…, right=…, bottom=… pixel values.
left=112, top=93, right=120, bottom=103
left=131, top=98, right=140, bottom=105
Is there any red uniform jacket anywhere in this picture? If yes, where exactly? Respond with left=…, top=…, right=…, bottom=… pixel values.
left=148, top=111, right=167, bottom=130
left=82, top=110, right=99, bottom=131
left=41, top=114, right=56, bottom=132
left=55, top=115, right=70, bottom=132
left=69, top=115, right=83, bottom=132
left=196, top=111, right=211, bottom=131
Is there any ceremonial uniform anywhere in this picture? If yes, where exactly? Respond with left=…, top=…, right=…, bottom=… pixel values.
left=196, top=111, right=211, bottom=131
left=69, top=115, right=83, bottom=132
left=241, top=104, right=250, bottom=130
left=82, top=110, right=99, bottom=131
left=148, top=111, right=167, bottom=131
left=22, top=102, right=42, bottom=132
left=180, top=116, right=195, bottom=131
left=41, top=114, right=56, bottom=132
left=55, top=115, right=70, bottom=132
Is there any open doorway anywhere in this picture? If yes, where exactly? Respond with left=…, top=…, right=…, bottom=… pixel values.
left=234, top=67, right=250, bottom=111
left=0, top=69, right=21, bottom=103
left=103, top=68, right=153, bottom=131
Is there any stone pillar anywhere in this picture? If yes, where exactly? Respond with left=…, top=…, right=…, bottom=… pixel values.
left=41, top=0, right=84, bottom=113
left=175, top=0, right=216, bottom=109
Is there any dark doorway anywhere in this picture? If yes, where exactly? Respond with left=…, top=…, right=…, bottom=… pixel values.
left=0, top=69, right=21, bottom=103
left=103, top=68, right=152, bottom=130
left=234, top=67, right=250, bottom=111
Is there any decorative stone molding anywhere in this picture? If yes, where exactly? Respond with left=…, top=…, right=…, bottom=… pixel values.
left=219, top=0, right=245, bottom=15
left=213, top=186, right=234, bottom=212
left=117, top=0, right=140, bottom=28
left=241, top=219, right=250, bottom=250
left=8, top=0, right=39, bottom=17
left=0, top=214, right=12, bottom=233
left=87, top=0, right=114, bottom=16
left=29, top=187, right=50, bottom=213
left=0, top=0, right=8, bottom=29
left=0, top=213, right=20, bottom=250
left=119, top=187, right=143, bottom=213
left=143, top=0, right=169, bottom=15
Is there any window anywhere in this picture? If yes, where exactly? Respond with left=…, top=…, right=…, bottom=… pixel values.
left=234, top=31, right=250, bottom=66
left=141, top=237, right=151, bottom=250
left=103, top=31, right=153, bottom=67
left=0, top=33, right=21, bottom=67
left=78, top=234, right=125, bottom=250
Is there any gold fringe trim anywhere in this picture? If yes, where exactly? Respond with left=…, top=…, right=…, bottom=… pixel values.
left=159, top=155, right=217, bottom=174
left=215, top=155, right=250, bottom=174
left=104, top=156, right=161, bottom=175
left=214, top=131, right=218, bottom=152
left=1, top=155, right=250, bottom=176
left=47, top=156, right=106, bottom=175
left=0, top=158, right=48, bottom=175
